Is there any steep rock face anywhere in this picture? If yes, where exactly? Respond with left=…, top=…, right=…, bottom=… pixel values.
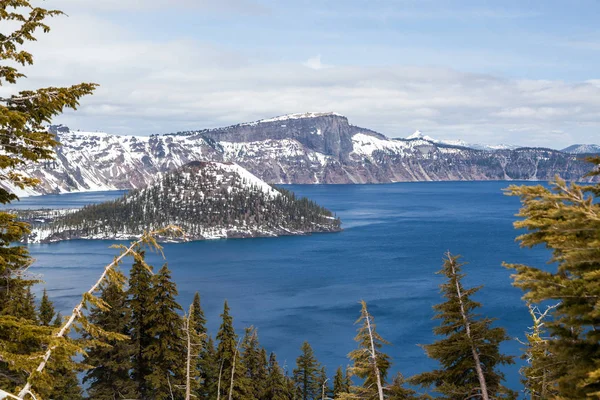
left=3, top=113, right=598, bottom=196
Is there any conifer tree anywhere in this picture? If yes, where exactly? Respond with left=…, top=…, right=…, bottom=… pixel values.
left=504, top=160, right=600, bottom=398
left=145, top=264, right=185, bottom=399
left=266, top=352, right=290, bottom=400
left=241, top=326, right=268, bottom=399
left=412, top=253, right=515, bottom=400
left=316, top=366, right=330, bottom=400
left=214, top=301, right=251, bottom=399
left=83, top=280, right=136, bottom=400
left=183, top=302, right=204, bottom=400
left=333, top=366, right=348, bottom=398
left=38, top=289, right=55, bottom=326
left=199, top=336, right=219, bottom=400
left=346, top=301, right=390, bottom=400
left=128, top=251, right=154, bottom=398
left=386, top=373, right=421, bottom=400
left=293, top=341, right=321, bottom=400
left=0, top=0, right=96, bottom=389
left=519, top=304, right=559, bottom=400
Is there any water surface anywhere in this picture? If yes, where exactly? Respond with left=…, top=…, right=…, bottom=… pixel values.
left=23, top=182, right=550, bottom=392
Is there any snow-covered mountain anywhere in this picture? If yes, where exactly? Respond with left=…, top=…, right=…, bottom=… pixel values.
left=3, top=113, right=598, bottom=196
left=561, top=144, right=600, bottom=154
left=405, top=130, right=520, bottom=151
left=19, top=161, right=341, bottom=243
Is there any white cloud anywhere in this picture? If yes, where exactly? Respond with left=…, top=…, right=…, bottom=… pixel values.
left=4, top=11, right=600, bottom=149
left=303, top=55, right=330, bottom=70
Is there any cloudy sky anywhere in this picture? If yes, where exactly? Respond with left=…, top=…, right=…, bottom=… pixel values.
left=6, top=0, right=600, bottom=147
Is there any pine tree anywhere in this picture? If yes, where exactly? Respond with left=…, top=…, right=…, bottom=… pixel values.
left=504, top=160, right=600, bottom=398
left=83, top=280, right=136, bottom=400
left=386, top=373, right=421, bottom=400
left=316, top=366, right=330, bottom=400
left=199, top=336, right=219, bottom=400
left=293, top=341, right=321, bottom=400
left=216, top=300, right=249, bottom=399
left=333, top=366, right=348, bottom=398
left=266, top=352, right=290, bottom=400
left=412, top=253, right=515, bottom=400
left=183, top=301, right=204, bottom=400
left=0, top=0, right=95, bottom=389
left=346, top=301, right=390, bottom=400
left=38, top=289, right=55, bottom=326
left=519, top=304, right=559, bottom=399
left=145, top=264, right=186, bottom=399
left=128, top=251, right=155, bottom=399
left=241, top=326, right=268, bottom=399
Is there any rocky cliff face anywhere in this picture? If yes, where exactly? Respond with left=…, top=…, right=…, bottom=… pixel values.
left=4, top=113, right=597, bottom=196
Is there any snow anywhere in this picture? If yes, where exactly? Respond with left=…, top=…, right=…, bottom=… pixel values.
left=351, top=133, right=410, bottom=157
left=404, top=130, right=520, bottom=151
left=216, top=162, right=280, bottom=198
left=241, top=112, right=344, bottom=126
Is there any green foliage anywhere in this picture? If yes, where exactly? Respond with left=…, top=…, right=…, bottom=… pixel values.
left=386, top=373, right=423, bottom=400
left=266, top=352, right=291, bottom=400
left=38, top=289, right=54, bottom=326
left=83, top=280, right=136, bottom=400
left=519, top=304, right=559, bottom=399
left=241, top=327, right=268, bottom=399
left=199, top=336, right=220, bottom=400
left=0, top=0, right=95, bottom=396
left=412, top=254, right=515, bottom=400
left=128, top=251, right=155, bottom=398
left=144, top=264, right=186, bottom=399
left=22, top=163, right=341, bottom=242
left=293, top=341, right=321, bottom=400
left=346, top=300, right=390, bottom=400
left=333, top=366, right=348, bottom=398
left=504, top=160, right=600, bottom=398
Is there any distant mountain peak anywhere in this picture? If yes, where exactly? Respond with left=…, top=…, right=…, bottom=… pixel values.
left=407, top=130, right=423, bottom=139
left=562, top=144, right=600, bottom=154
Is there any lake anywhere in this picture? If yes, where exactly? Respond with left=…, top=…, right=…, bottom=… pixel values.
left=15, top=182, right=550, bottom=393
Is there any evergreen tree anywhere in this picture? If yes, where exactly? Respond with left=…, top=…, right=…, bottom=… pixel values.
left=216, top=300, right=251, bottom=399
left=145, top=264, right=185, bottom=399
left=386, top=373, right=421, bottom=400
left=199, top=336, right=219, bottom=400
left=347, top=301, right=390, bottom=400
left=38, top=289, right=55, bottom=326
left=316, top=366, right=330, bottom=400
left=241, top=326, right=268, bottom=399
left=83, top=280, right=136, bottom=400
left=293, top=341, right=321, bottom=400
left=128, top=251, right=154, bottom=398
left=333, top=366, right=348, bottom=398
left=0, top=0, right=95, bottom=390
left=266, top=352, right=290, bottom=400
left=504, top=161, right=600, bottom=398
left=183, top=301, right=204, bottom=400
left=412, top=253, right=515, bottom=400
left=519, top=304, right=559, bottom=399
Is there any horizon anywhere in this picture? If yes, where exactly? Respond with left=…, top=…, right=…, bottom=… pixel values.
left=4, top=0, right=600, bottom=148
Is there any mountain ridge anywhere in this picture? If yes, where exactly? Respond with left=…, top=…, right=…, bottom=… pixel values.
left=4, top=114, right=598, bottom=197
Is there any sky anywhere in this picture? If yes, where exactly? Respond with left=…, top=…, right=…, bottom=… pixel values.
left=4, top=0, right=600, bottom=147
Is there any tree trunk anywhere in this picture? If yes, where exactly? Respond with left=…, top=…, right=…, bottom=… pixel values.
left=449, top=255, right=489, bottom=400
left=364, top=302, right=385, bottom=400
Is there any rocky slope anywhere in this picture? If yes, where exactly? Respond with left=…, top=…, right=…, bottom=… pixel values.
left=561, top=144, right=600, bottom=154
left=18, top=161, right=341, bottom=243
left=2, top=113, right=598, bottom=196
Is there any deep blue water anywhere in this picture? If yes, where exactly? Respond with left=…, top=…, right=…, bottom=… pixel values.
left=20, top=182, right=550, bottom=394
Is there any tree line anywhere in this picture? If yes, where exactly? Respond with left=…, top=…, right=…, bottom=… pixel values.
left=1, top=1, right=599, bottom=398
left=19, top=162, right=341, bottom=242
